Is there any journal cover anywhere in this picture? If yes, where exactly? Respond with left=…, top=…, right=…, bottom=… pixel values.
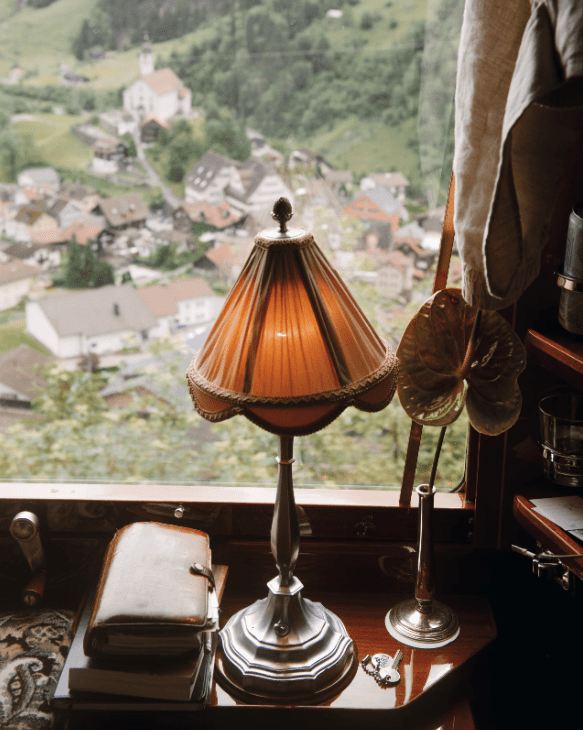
left=84, top=521, right=214, bottom=656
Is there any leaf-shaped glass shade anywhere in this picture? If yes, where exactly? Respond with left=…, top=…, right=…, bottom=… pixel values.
left=397, top=288, right=525, bottom=436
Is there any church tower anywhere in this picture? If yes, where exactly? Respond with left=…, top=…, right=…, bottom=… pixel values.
left=139, top=37, right=154, bottom=77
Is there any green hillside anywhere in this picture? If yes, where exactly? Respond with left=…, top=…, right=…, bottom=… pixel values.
left=0, top=0, right=96, bottom=79
left=0, top=0, right=460, bottom=199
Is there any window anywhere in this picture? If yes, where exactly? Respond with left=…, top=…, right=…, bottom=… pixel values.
left=0, top=0, right=465, bottom=500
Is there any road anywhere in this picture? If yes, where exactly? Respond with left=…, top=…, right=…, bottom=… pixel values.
left=135, top=135, right=181, bottom=211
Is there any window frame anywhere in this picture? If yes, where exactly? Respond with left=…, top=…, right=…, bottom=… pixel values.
left=0, top=174, right=477, bottom=545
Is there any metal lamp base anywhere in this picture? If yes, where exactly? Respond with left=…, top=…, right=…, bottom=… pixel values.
left=386, top=598, right=460, bottom=648
left=219, top=576, right=354, bottom=700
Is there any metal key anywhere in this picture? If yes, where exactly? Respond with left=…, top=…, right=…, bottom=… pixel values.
left=378, top=649, right=403, bottom=684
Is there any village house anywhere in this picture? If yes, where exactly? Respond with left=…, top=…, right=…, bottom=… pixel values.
left=360, top=172, right=410, bottom=202
left=343, top=187, right=401, bottom=250
left=91, top=138, right=128, bottom=175
left=58, top=183, right=101, bottom=216
left=110, top=228, right=152, bottom=258
left=0, top=260, right=44, bottom=311
left=201, top=237, right=255, bottom=286
left=59, top=64, right=88, bottom=86
left=393, top=222, right=436, bottom=273
left=376, top=250, right=415, bottom=301
left=123, top=43, right=191, bottom=122
left=25, top=284, right=158, bottom=359
left=415, top=206, right=449, bottom=253
left=225, top=158, right=294, bottom=215
left=16, top=168, right=60, bottom=198
left=48, top=198, right=83, bottom=229
left=322, top=168, right=354, bottom=196
left=5, top=204, right=59, bottom=242
left=95, top=193, right=149, bottom=232
left=153, top=229, right=191, bottom=253
left=98, top=109, right=138, bottom=138
left=174, top=200, right=244, bottom=232
left=4, top=238, right=64, bottom=270
left=185, top=152, right=292, bottom=215
left=62, top=220, right=105, bottom=247
left=136, top=277, right=222, bottom=337
left=184, top=151, right=243, bottom=206
left=0, top=345, right=51, bottom=406
left=72, top=123, right=117, bottom=149
left=140, top=114, right=169, bottom=143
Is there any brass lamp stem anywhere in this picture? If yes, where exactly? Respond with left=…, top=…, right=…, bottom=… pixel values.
left=272, top=435, right=300, bottom=588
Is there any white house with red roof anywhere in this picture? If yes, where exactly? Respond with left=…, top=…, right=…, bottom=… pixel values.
left=123, top=44, right=191, bottom=121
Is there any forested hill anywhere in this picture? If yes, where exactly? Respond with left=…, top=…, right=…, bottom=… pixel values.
left=167, top=3, right=425, bottom=142
left=72, top=0, right=226, bottom=58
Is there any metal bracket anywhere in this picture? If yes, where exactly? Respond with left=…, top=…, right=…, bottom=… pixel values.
left=511, top=544, right=576, bottom=593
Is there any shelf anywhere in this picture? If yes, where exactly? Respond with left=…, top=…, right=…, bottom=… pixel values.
left=513, top=494, right=583, bottom=581
left=525, top=324, right=583, bottom=390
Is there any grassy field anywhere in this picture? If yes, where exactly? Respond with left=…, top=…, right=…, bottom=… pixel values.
left=12, top=113, right=93, bottom=171
left=0, top=0, right=97, bottom=80
left=0, top=319, right=50, bottom=355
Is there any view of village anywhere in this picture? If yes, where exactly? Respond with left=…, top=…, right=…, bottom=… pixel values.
left=0, top=0, right=466, bottom=490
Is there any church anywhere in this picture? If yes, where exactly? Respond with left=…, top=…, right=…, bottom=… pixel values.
left=123, top=42, right=191, bottom=122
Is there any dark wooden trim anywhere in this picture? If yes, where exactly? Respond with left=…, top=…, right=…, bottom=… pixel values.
left=0, top=483, right=473, bottom=542
left=514, top=494, right=583, bottom=581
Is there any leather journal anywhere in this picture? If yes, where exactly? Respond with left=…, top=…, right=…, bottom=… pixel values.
left=84, top=521, right=216, bottom=656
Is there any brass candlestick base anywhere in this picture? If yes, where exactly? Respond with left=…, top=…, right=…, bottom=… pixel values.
left=386, top=598, right=459, bottom=646
left=219, top=576, right=353, bottom=699
left=386, top=483, right=460, bottom=648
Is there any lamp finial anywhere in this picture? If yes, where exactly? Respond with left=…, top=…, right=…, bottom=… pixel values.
left=271, top=197, right=293, bottom=234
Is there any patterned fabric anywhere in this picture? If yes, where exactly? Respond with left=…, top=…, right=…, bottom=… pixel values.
left=0, top=609, right=74, bottom=729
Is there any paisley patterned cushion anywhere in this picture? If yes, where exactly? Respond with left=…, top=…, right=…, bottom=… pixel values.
left=0, top=609, right=74, bottom=729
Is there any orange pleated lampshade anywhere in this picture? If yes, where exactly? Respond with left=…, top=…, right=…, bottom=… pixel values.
left=186, top=208, right=398, bottom=436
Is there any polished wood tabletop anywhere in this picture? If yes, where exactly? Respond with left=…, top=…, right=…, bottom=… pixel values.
left=212, top=590, right=496, bottom=716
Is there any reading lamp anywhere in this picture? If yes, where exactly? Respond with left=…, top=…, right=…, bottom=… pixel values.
left=186, top=198, right=399, bottom=700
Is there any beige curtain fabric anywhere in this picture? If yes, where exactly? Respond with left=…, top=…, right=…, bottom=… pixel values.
left=454, top=0, right=583, bottom=310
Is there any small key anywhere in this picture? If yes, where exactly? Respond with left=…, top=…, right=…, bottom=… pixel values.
left=378, top=649, right=404, bottom=684
left=370, top=653, right=391, bottom=672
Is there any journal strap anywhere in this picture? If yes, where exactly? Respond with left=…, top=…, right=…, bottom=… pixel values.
left=190, top=562, right=216, bottom=590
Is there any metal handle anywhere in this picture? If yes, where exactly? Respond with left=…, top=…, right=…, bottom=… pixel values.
left=10, top=511, right=45, bottom=574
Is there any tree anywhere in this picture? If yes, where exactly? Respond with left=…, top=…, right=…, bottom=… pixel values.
left=0, top=344, right=204, bottom=484
left=93, top=260, right=115, bottom=287
left=122, top=132, right=137, bottom=158
left=79, top=240, right=96, bottom=286
left=204, top=109, right=250, bottom=162
left=62, top=236, right=114, bottom=289
left=65, top=236, right=85, bottom=288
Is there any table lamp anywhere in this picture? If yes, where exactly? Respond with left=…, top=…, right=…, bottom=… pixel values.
left=186, top=198, right=399, bottom=700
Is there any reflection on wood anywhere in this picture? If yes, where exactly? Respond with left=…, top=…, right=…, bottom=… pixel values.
left=214, top=591, right=495, bottom=714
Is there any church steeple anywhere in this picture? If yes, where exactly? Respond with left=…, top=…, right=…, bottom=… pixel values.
left=139, top=35, right=154, bottom=77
